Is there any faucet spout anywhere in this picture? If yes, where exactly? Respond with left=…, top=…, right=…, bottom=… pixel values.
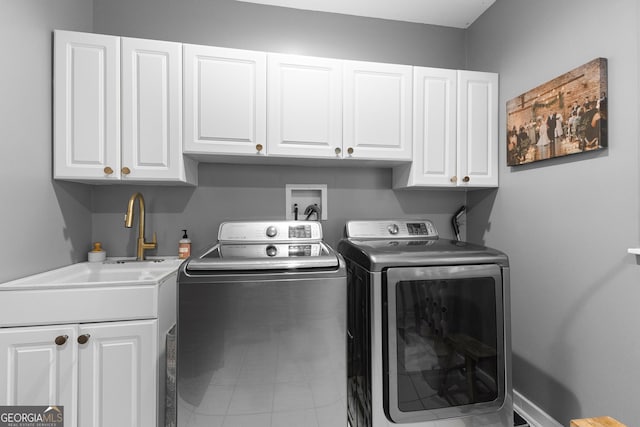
left=124, top=192, right=157, bottom=261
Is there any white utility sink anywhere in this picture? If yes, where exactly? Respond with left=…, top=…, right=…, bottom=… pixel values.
left=1, top=257, right=182, bottom=328
left=0, top=257, right=184, bottom=290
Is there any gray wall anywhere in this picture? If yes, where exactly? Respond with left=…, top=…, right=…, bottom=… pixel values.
left=90, top=0, right=470, bottom=255
left=467, top=0, right=640, bottom=424
left=91, top=165, right=465, bottom=256
left=93, top=0, right=466, bottom=68
left=0, top=0, right=93, bottom=282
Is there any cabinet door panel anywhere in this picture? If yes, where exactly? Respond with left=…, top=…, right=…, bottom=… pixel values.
left=121, top=38, right=183, bottom=181
left=0, top=325, right=77, bottom=426
left=184, top=45, right=267, bottom=155
left=267, top=54, right=343, bottom=158
left=344, top=61, right=412, bottom=160
left=396, top=67, right=457, bottom=187
left=54, top=30, right=120, bottom=181
left=78, top=320, right=157, bottom=427
left=457, top=71, right=499, bottom=187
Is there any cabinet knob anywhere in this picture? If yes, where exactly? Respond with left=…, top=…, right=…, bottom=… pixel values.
left=255, top=144, right=263, bottom=153
left=121, top=167, right=131, bottom=175
left=77, top=334, right=91, bottom=345
left=450, top=176, right=457, bottom=183
left=463, top=176, right=470, bottom=183
left=334, top=147, right=341, bottom=156
left=347, top=147, right=354, bottom=156
left=104, top=166, right=114, bottom=175
left=54, top=335, right=68, bottom=346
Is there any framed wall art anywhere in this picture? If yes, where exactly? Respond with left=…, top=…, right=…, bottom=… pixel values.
left=506, top=57, right=607, bottom=166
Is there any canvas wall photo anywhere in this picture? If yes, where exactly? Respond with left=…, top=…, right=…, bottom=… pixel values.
left=506, top=57, right=608, bottom=166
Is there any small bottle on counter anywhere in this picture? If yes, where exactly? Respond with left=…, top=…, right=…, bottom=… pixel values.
left=178, top=230, right=191, bottom=259
left=88, top=242, right=106, bottom=262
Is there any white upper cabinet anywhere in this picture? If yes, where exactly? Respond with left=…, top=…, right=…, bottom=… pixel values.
left=54, top=30, right=120, bottom=181
left=393, top=69, right=498, bottom=189
left=54, top=30, right=196, bottom=185
left=121, top=37, right=189, bottom=182
left=343, top=60, right=413, bottom=161
left=393, top=67, right=457, bottom=187
left=267, top=53, right=343, bottom=158
left=183, top=44, right=267, bottom=156
left=457, top=70, right=499, bottom=188
left=54, top=30, right=498, bottom=186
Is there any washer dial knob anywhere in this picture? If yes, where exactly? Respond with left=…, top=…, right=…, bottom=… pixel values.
left=266, top=226, right=278, bottom=238
left=266, top=245, right=278, bottom=257
left=387, top=224, right=399, bottom=235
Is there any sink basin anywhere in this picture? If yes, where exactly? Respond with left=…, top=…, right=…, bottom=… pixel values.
left=0, top=257, right=184, bottom=290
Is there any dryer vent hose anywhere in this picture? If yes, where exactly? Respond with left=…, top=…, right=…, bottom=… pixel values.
left=451, top=205, right=466, bottom=241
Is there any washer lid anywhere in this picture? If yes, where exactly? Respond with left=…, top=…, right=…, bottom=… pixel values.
left=185, top=241, right=340, bottom=271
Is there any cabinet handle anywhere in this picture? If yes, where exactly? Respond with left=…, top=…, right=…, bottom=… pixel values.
left=77, top=334, right=91, bottom=345
left=54, top=335, right=68, bottom=346
left=463, top=176, right=470, bottom=183
left=450, top=176, right=458, bottom=183
left=103, top=166, right=114, bottom=175
left=121, top=167, right=131, bottom=175
left=255, top=144, right=263, bottom=153
left=334, top=147, right=341, bottom=156
left=347, top=147, right=354, bottom=156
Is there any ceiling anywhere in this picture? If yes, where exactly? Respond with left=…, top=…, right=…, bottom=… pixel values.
left=235, top=0, right=496, bottom=28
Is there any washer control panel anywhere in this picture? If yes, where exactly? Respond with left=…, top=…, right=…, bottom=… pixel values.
left=219, top=221, right=322, bottom=243
left=345, top=220, right=438, bottom=239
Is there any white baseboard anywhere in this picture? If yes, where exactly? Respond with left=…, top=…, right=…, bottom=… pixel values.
left=514, top=389, right=563, bottom=427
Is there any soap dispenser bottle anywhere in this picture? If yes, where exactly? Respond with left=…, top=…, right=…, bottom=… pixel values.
left=178, top=230, right=191, bottom=259
left=88, top=242, right=106, bottom=262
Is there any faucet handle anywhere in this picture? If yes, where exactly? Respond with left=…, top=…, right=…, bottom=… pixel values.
left=151, top=232, right=157, bottom=245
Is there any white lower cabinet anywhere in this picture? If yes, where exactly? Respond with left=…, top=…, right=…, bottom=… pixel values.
left=0, top=269, right=178, bottom=427
left=0, top=320, right=157, bottom=427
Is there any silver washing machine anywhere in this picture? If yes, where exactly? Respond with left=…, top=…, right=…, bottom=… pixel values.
left=338, top=219, right=512, bottom=427
left=176, top=221, right=346, bottom=427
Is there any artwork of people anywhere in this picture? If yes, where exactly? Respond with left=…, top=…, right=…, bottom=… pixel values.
left=506, top=58, right=607, bottom=166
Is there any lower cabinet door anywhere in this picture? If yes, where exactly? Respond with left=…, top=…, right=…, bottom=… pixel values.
left=0, top=325, right=77, bottom=425
left=77, top=319, right=157, bottom=427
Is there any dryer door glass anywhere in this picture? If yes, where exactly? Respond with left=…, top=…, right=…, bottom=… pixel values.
left=384, top=264, right=505, bottom=423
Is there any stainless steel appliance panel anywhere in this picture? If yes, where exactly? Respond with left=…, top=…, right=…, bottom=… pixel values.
left=339, top=219, right=512, bottom=427
left=385, top=264, right=506, bottom=423
left=177, top=273, right=346, bottom=427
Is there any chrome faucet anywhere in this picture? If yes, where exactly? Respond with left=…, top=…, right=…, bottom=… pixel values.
left=124, top=192, right=157, bottom=261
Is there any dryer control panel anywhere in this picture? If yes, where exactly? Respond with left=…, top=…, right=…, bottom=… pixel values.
left=345, top=219, right=438, bottom=239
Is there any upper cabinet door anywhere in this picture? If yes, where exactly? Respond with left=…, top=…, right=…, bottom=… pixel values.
left=343, top=61, right=412, bottom=161
left=121, top=37, right=184, bottom=182
left=183, top=45, right=267, bottom=156
left=457, top=70, right=499, bottom=188
left=394, top=67, right=457, bottom=188
left=267, top=53, right=343, bottom=158
left=54, top=30, right=120, bottom=181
